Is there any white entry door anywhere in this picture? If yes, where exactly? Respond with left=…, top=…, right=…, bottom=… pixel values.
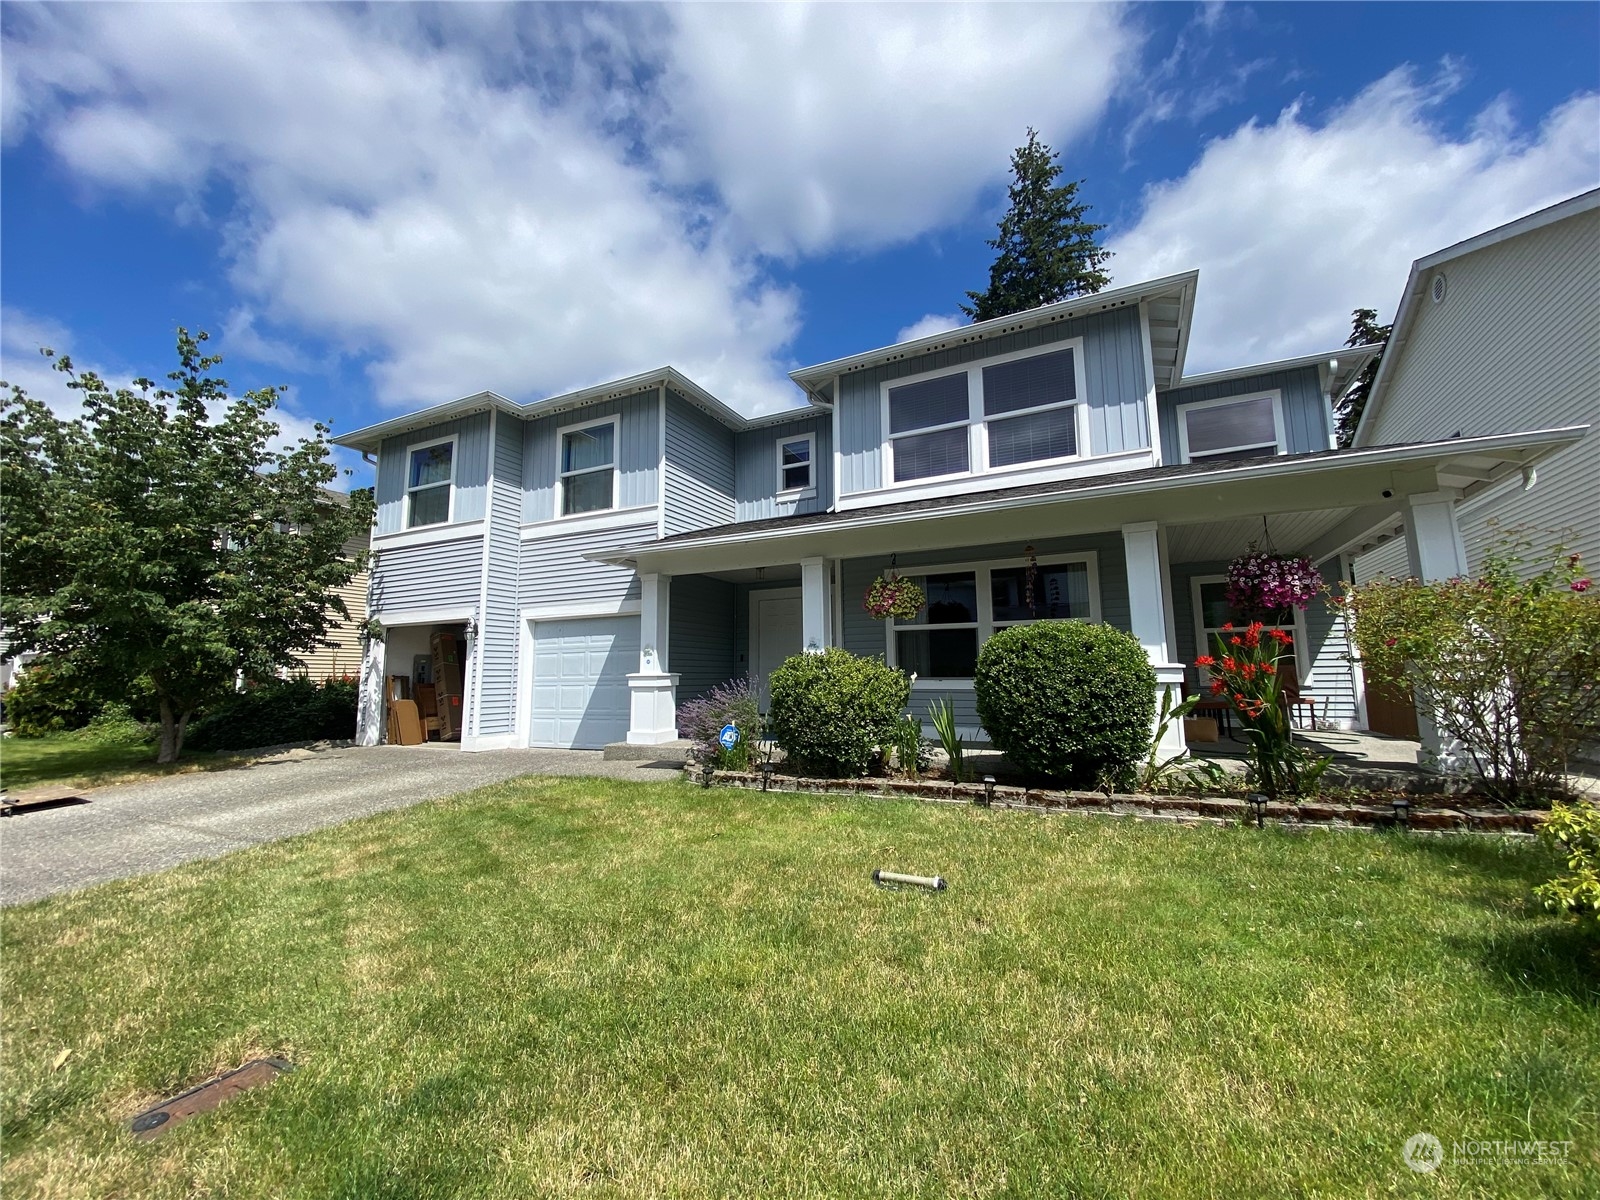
left=750, top=589, right=803, bottom=708
left=529, top=616, right=640, bottom=749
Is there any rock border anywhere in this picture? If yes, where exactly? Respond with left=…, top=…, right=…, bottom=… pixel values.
left=696, top=770, right=1546, bottom=835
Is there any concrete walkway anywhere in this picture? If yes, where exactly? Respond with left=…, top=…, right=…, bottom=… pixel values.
left=0, top=744, right=685, bottom=906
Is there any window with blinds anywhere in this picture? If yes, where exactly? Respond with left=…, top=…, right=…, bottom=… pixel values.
left=887, top=373, right=970, bottom=482
left=981, top=348, right=1078, bottom=467
left=1178, top=393, right=1283, bottom=462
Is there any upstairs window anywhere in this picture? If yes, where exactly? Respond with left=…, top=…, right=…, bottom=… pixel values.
left=888, top=373, right=970, bottom=482
left=982, top=348, right=1079, bottom=467
left=1177, top=392, right=1284, bottom=463
left=406, top=438, right=455, bottom=527
left=777, top=433, right=815, bottom=495
left=560, top=419, right=617, bottom=516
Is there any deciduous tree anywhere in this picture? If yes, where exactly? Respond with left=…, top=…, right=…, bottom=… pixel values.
left=0, top=330, right=375, bottom=761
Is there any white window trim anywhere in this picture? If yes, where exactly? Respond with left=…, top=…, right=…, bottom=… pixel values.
left=1175, top=389, right=1286, bottom=464
left=404, top=433, right=458, bottom=529
left=1189, top=573, right=1308, bottom=685
left=883, top=551, right=1101, bottom=686
left=775, top=432, right=818, bottom=500
left=878, top=338, right=1089, bottom=489
left=555, top=415, right=621, bottom=520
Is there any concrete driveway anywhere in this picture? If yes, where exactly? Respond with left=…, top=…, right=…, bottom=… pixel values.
left=0, top=744, right=685, bottom=906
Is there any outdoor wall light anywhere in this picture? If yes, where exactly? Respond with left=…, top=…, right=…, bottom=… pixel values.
left=982, top=775, right=996, bottom=807
left=1248, top=793, right=1268, bottom=829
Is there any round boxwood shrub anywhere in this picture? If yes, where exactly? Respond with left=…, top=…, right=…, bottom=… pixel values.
left=974, top=621, right=1157, bottom=787
left=767, top=647, right=910, bottom=777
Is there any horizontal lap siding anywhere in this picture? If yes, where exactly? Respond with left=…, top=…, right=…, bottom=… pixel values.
left=664, top=391, right=736, bottom=535
left=670, top=576, right=737, bottom=703
left=477, top=414, right=525, bottom=737
left=1157, top=364, right=1330, bottom=463
left=375, top=412, right=492, bottom=533
left=522, top=390, right=660, bottom=523
left=735, top=415, right=833, bottom=522
left=1361, top=213, right=1599, bottom=576
left=520, top=523, right=655, bottom=610
left=293, top=559, right=369, bottom=681
left=836, top=307, right=1150, bottom=496
left=1353, top=538, right=1411, bottom=584
left=370, top=536, right=483, bottom=614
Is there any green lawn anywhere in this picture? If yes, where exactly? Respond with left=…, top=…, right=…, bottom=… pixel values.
left=0, top=735, right=251, bottom=793
left=2, top=778, right=1596, bottom=1198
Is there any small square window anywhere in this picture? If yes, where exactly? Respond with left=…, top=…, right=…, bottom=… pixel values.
left=778, top=435, right=813, bottom=493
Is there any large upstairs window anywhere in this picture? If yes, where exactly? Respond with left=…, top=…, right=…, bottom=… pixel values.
left=406, top=437, right=455, bottom=528
left=559, top=418, right=618, bottom=516
left=1176, top=391, right=1285, bottom=463
left=881, top=342, right=1085, bottom=486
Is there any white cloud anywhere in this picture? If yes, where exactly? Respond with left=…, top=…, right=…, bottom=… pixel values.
left=661, top=4, right=1137, bottom=256
left=895, top=313, right=968, bottom=344
left=1110, top=67, right=1600, bottom=372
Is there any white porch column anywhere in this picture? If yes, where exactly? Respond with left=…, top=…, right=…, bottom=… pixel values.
left=801, top=557, right=830, bottom=653
left=1402, top=491, right=1469, bottom=772
left=357, top=629, right=386, bottom=746
left=1123, top=521, right=1187, bottom=758
left=627, top=572, right=679, bottom=744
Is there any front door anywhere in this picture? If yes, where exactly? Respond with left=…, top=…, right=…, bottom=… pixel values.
left=751, top=589, right=802, bottom=709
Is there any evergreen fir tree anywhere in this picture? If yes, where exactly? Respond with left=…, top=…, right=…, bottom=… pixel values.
left=1333, top=307, right=1393, bottom=448
left=962, top=129, right=1112, bottom=322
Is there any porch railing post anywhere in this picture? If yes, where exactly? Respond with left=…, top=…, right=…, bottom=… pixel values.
left=1123, top=521, right=1187, bottom=758
left=627, top=572, right=679, bottom=745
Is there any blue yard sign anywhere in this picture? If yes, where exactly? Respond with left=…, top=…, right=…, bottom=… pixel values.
left=718, top=723, right=740, bottom=750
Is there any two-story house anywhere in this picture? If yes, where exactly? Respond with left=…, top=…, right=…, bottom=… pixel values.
left=335, top=267, right=1585, bottom=767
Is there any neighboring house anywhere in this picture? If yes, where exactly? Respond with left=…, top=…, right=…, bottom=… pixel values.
left=335, top=261, right=1584, bottom=768
left=1353, top=188, right=1599, bottom=579
left=290, top=521, right=371, bottom=682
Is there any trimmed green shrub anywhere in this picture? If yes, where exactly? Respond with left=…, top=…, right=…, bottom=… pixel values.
left=2, top=657, right=106, bottom=736
left=767, top=648, right=910, bottom=777
left=68, top=703, right=153, bottom=746
left=974, top=621, right=1156, bottom=787
left=185, top=676, right=358, bottom=752
left=1535, top=799, right=1600, bottom=921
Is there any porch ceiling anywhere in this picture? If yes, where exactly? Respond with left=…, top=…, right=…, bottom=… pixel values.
left=599, top=426, right=1585, bottom=577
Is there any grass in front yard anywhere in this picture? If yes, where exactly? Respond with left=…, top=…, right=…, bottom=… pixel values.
left=2, top=778, right=1596, bottom=1198
left=0, top=735, right=259, bottom=793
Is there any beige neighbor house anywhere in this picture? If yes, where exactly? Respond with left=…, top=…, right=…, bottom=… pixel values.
left=290, top=522, right=371, bottom=682
left=1348, top=188, right=1599, bottom=744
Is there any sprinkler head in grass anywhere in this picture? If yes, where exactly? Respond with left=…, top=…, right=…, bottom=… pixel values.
left=1392, top=795, right=1410, bottom=830
left=982, top=775, right=996, bottom=807
left=1248, top=793, right=1267, bottom=829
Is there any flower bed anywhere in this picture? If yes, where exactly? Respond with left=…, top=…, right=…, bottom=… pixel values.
left=694, top=769, right=1547, bottom=835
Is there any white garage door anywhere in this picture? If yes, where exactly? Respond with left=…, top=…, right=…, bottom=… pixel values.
left=529, top=617, right=639, bottom=749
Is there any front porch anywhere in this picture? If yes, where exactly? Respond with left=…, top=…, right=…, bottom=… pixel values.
left=606, top=429, right=1581, bottom=773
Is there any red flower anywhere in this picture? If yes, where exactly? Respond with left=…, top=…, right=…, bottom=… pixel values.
left=1230, top=636, right=1242, bottom=646
left=1573, top=578, right=1592, bottom=593
left=1195, top=655, right=1216, bottom=667
left=1269, top=629, right=1292, bottom=645
left=1222, top=656, right=1237, bottom=670
left=1221, top=622, right=1234, bottom=631
left=1210, top=679, right=1226, bottom=695
left=1384, top=637, right=1398, bottom=647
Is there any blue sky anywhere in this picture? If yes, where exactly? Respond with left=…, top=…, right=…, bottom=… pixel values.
left=3, top=2, right=1597, bottom=488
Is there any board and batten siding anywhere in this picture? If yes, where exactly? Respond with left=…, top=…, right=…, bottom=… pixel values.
left=1156, top=364, right=1331, bottom=464
left=519, top=522, right=655, bottom=610
left=475, top=413, right=526, bottom=738
left=1360, top=207, right=1599, bottom=574
left=838, top=532, right=1130, bottom=739
left=669, top=575, right=737, bottom=703
left=375, top=412, right=492, bottom=534
left=521, top=389, right=660, bottom=524
left=735, top=415, right=833, bottom=522
left=369, top=534, right=483, bottom=615
left=663, top=390, right=736, bottom=536
left=836, top=306, right=1151, bottom=496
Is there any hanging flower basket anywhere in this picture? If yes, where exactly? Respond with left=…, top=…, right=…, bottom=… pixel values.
left=1225, top=549, right=1322, bottom=617
left=864, top=575, right=926, bottom=621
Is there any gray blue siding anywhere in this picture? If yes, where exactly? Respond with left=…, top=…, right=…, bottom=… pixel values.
left=375, top=412, right=492, bottom=534
left=369, top=535, right=484, bottom=614
left=519, top=522, right=655, bottom=610
left=522, top=389, right=660, bottom=523
left=475, top=412, right=525, bottom=737
left=735, top=415, right=833, bottom=522
left=837, top=306, right=1151, bottom=495
left=669, top=575, right=737, bottom=702
left=1157, top=365, right=1329, bottom=463
left=663, top=390, right=736, bottom=535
